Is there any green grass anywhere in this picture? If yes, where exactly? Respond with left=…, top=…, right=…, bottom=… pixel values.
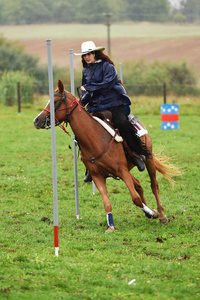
left=0, top=99, right=200, bottom=299
left=130, top=95, right=200, bottom=116
left=0, top=22, right=200, bottom=40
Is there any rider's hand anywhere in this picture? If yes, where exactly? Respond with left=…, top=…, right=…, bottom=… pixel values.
left=80, top=86, right=86, bottom=92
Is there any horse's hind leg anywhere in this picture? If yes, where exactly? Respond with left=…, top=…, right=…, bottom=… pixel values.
left=92, top=175, right=115, bottom=232
left=145, top=157, right=169, bottom=224
left=121, top=169, right=156, bottom=219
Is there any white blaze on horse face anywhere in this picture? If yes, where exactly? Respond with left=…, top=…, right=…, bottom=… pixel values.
left=45, top=100, right=50, bottom=110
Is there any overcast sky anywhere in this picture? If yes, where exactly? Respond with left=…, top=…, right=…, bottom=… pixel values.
left=168, top=0, right=185, bottom=9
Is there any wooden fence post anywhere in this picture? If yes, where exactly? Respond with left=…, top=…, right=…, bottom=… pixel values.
left=163, top=82, right=167, bottom=104
left=17, top=82, right=21, bottom=113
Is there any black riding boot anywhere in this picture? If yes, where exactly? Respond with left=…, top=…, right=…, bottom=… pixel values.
left=132, top=156, right=145, bottom=172
left=112, top=106, right=150, bottom=172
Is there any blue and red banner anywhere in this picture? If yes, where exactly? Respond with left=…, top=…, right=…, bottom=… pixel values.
left=160, top=104, right=179, bottom=130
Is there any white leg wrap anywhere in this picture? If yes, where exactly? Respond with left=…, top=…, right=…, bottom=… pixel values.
left=141, top=204, right=154, bottom=216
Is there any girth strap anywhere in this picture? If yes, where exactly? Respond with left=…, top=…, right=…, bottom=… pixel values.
left=81, top=131, right=120, bottom=180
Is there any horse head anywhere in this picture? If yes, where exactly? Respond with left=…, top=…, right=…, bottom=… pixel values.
left=33, top=80, right=77, bottom=130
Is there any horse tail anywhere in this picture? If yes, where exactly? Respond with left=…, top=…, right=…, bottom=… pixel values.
left=153, top=152, right=184, bottom=187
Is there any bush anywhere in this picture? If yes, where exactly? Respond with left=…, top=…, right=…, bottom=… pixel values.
left=165, top=61, right=198, bottom=95
left=0, top=71, right=34, bottom=106
left=173, top=13, right=187, bottom=23
left=0, top=36, right=49, bottom=94
left=120, top=59, right=199, bottom=96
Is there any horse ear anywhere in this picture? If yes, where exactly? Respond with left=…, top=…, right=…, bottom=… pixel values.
left=57, top=80, right=64, bottom=93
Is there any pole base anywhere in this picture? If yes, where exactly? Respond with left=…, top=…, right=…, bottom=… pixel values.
left=55, top=247, right=59, bottom=257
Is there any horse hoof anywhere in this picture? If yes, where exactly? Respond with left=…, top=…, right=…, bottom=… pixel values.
left=106, top=226, right=116, bottom=233
left=152, top=209, right=158, bottom=219
left=159, top=217, right=170, bottom=225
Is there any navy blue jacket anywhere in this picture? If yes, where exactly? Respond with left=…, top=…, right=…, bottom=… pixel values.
left=81, top=60, right=131, bottom=113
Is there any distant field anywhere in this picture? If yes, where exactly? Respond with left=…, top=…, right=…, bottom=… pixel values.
left=1, top=22, right=200, bottom=39
left=0, top=22, right=200, bottom=71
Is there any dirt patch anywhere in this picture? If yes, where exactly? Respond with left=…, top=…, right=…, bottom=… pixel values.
left=20, top=36, right=200, bottom=69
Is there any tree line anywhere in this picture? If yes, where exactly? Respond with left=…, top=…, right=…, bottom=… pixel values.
left=0, top=0, right=199, bottom=25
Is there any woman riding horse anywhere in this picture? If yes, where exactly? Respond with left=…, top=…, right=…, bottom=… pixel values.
left=34, top=79, right=183, bottom=231
left=75, top=41, right=150, bottom=181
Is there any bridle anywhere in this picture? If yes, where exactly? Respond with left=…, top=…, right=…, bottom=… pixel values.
left=43, top=90, right=81, bottom=134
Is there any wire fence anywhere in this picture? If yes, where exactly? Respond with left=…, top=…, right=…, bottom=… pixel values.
left=1, top=80, right=199, bottom=111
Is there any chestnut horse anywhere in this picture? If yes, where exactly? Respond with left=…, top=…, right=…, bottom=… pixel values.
left=34, top=80, right=181, bottom=231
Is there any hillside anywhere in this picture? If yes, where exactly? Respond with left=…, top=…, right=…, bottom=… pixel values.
left=19, top=36, right=200, bottom=70
left=0, top=23, right=200, bottom=71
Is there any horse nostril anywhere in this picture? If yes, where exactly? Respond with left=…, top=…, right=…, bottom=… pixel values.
left=34, top=117, right=38, bottom=124
left=33, top=117, right=40, bottom=128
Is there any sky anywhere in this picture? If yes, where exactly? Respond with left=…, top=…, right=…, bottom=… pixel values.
left=168, top=0, right=186, bottom=9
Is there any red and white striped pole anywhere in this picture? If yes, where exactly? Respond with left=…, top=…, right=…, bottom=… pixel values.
left=46, top=39, right=59, bottom=256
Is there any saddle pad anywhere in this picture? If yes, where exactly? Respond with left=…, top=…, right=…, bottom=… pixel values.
left=93, top=116, right=123, bottom=143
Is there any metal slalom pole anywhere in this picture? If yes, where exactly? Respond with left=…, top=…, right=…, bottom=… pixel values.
left=119, top=63, right=123, bottom=83
left=46, top=39, right=59, bottom=257
left=92, top=181, right=96, bottom=195
left=69, top=49, right=79, bottom=220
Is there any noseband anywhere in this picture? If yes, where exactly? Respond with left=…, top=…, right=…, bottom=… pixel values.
left=43, top=91, right=80, bottom=132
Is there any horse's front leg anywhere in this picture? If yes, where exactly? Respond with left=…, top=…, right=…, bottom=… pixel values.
left=92, top=174, right=115, bottom=232
left=131, top=175, right=147, bottom=205
left=131, top=174, right=158, bottom=218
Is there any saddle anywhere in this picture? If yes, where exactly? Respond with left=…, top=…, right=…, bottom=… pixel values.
left=92, top=110, right=147, bottom=162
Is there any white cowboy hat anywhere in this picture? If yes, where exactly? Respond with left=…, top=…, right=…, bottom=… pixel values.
left=74, top=41, right=105, bottom=56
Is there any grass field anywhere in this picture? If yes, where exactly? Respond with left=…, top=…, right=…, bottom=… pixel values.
left=0, top=96, right=200, bottom=299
